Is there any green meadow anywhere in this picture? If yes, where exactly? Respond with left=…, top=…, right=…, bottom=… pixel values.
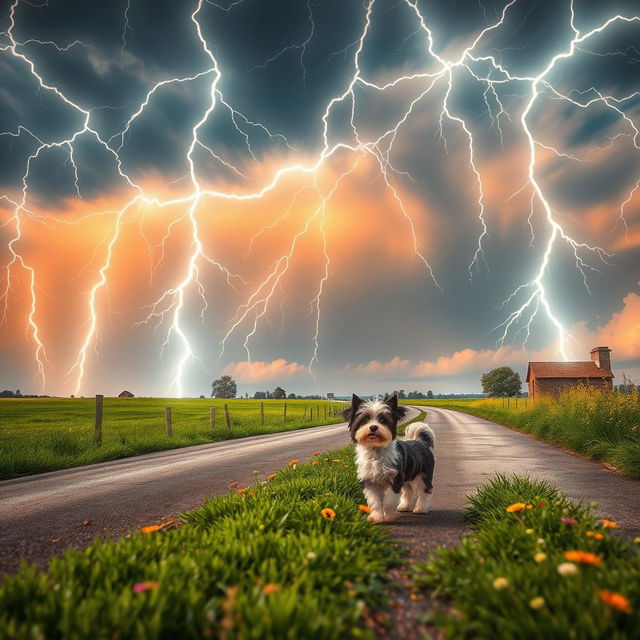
left=0, top=398, right=346, bottom=480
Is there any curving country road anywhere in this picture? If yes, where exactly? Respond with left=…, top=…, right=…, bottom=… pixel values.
left=392, top=406, right=640, bottom=556
left=0, top=408, right=417, bottom=575
left=2, top=405, right=640, bottom=577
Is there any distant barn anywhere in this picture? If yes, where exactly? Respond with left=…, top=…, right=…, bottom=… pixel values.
left=118, top=390, right=134, bottom=398
left=526, top=346, right=614, bottom=400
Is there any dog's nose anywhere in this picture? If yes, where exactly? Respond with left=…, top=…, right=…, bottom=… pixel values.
left=369, top=425, right=379, bottom=432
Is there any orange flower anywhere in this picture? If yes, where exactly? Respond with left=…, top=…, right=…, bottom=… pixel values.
left=288, top=459, right=299, bottom=466
left=262, top=583, right=280, bottom=595
left=237, top=488, right=247, bottom=494
left=563, top=551, right=602, bottom=566
left=310, top=461, right=319, bottom=465
left=140, top=524, right=163, bottom=534
left=506, top=503, right=526, bottom=513
left=321, top=508, right=336, bottom=520
left=600, top=519, right=619, bottom=529
left=526, top=504, right=533, bottom=509
left=332, top=459, right=341, bottom=463
left=598, top=590, right=633, bottom=614
left=266, top=473, right=277, bottom=481
left=586, top=531, right=604, bottom=540
left=358, top=504, right=372, bottom=514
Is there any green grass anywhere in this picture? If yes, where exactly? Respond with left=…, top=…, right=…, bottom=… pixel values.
left=0, top=398, right=346, bottom=480
left=0, top=447, right=399, bottom=639
left=407, top=389, right=640, bottom=478
left=414, top=474, right=640, bottom=639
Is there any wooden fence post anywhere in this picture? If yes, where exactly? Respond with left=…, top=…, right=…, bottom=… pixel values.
left=304, top=406, right=307, bottom=420
left=283, top=402, right=287, bottom=423
left=310, top=406, right=313, bottom=420
left=94, top=394, right=103, bottom=446
left=324, top=405, right=327, bottom=419
left=260, top=402, right=264, bottom=425
left=165, top=407, right=172, bottom=437
left=224, top=404, right=231, bottom=431
left=210, top=407, right=216, bottom=428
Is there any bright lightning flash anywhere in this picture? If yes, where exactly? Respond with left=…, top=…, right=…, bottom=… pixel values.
left=1, top=0, right=638, bottom=395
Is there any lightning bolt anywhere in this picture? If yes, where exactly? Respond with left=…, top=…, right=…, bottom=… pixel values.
left=1, top=0, right=638, bottom=396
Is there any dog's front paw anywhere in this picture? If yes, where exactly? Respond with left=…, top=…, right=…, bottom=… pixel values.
left=367, top=513, right=383, bottom=524
left=412, top=507, right=429, bottom=514
left=397, top=503, right=414, bottom=512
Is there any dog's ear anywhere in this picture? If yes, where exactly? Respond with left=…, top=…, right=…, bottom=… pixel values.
left=385, top=393, right=408, bottom=420
left=342, top=394, right=363, bottom=423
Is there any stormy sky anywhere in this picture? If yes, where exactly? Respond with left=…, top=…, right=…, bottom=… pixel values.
left=0, top=0, right=639, bottom=398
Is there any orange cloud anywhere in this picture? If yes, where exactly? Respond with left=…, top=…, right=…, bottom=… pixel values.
left=222, top=359, right=309, bottom=382
left=572, top=288, right=640, bottom=361
left=338, top=287, right=640, bottom=383
left=340, top=347, right=533, bottom=379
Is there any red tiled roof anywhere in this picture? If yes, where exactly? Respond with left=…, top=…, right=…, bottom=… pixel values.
left=526, top=361, right=613, bottom=381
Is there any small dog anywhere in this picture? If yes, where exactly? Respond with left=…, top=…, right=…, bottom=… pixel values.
left=343, top=393, right=435, bottom=524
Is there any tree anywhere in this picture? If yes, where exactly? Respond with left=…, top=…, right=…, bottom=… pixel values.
left=398, top=389, right=406, bottom=399
left=287, top=393, right=296, bottom=399
left=273, top=386, right=286, bottom=399
left=481, top=367, right=522, bottom=397
left=211, top=375, right=237, bottom=399
left=427, top=390, right=434, bottom=399
left=253, top=391, right=267, bottom=399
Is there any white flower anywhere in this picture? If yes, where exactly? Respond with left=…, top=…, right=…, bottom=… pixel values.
left=557, top=562, right=578, bottom=576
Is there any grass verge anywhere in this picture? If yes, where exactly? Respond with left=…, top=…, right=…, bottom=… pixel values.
left=408, top=389, right=640, bottom=478
left=414, top=474, right=640, bottom=638
left=0, top=398, right=345, bottom=480
left=0, top=448, right=398, bottom=639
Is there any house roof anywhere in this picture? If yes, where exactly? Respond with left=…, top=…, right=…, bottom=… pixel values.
left=526, top=361, right=613, bottom=382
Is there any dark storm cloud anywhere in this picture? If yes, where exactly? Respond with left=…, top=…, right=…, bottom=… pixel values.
left=1, top=0, right=639, bottom=395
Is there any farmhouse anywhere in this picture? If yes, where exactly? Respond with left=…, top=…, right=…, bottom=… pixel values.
left=526, top=346, right=614, bottom=400
left=118, top=390, right=134, bottom=398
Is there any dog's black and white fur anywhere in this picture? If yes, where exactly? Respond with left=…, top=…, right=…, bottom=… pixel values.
left=343, top=393, right=435, bottom=524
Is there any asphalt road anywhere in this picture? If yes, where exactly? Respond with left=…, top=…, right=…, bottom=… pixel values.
left=2, top=405, right=640, bottom=578
left=387, top=406, right=640, bottom=640
left=392, top=405, right=640, bottom=555
left=0, top=408, right=418, bottom=575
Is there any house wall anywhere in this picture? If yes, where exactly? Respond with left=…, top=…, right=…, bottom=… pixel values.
left=530, top=377, right=612, bottom=399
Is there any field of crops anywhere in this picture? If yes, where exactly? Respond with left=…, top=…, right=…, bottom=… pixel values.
left=0, top=397, right=346, bottom=479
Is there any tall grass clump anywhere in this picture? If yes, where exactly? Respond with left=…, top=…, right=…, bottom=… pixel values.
left=0, top=449, right=396, bottom=639
left=412, top=388, right=640, bottom=478
left=414, top=474, right=640, bottom=638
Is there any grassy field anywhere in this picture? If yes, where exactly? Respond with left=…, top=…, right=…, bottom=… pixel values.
left=0, top=446, right=397, bottom=639
left=406, top=389, right=640, bottom=478
left=0, top=398, right=346, bottom=480
left=414, top=475, right=640, bottom=638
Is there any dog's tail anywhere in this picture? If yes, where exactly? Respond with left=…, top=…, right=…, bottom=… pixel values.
left=404, top=421, right=436, bottom=449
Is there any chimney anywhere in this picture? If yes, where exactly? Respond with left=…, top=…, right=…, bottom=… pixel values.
left=590, top=346, right=611, bottom=372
